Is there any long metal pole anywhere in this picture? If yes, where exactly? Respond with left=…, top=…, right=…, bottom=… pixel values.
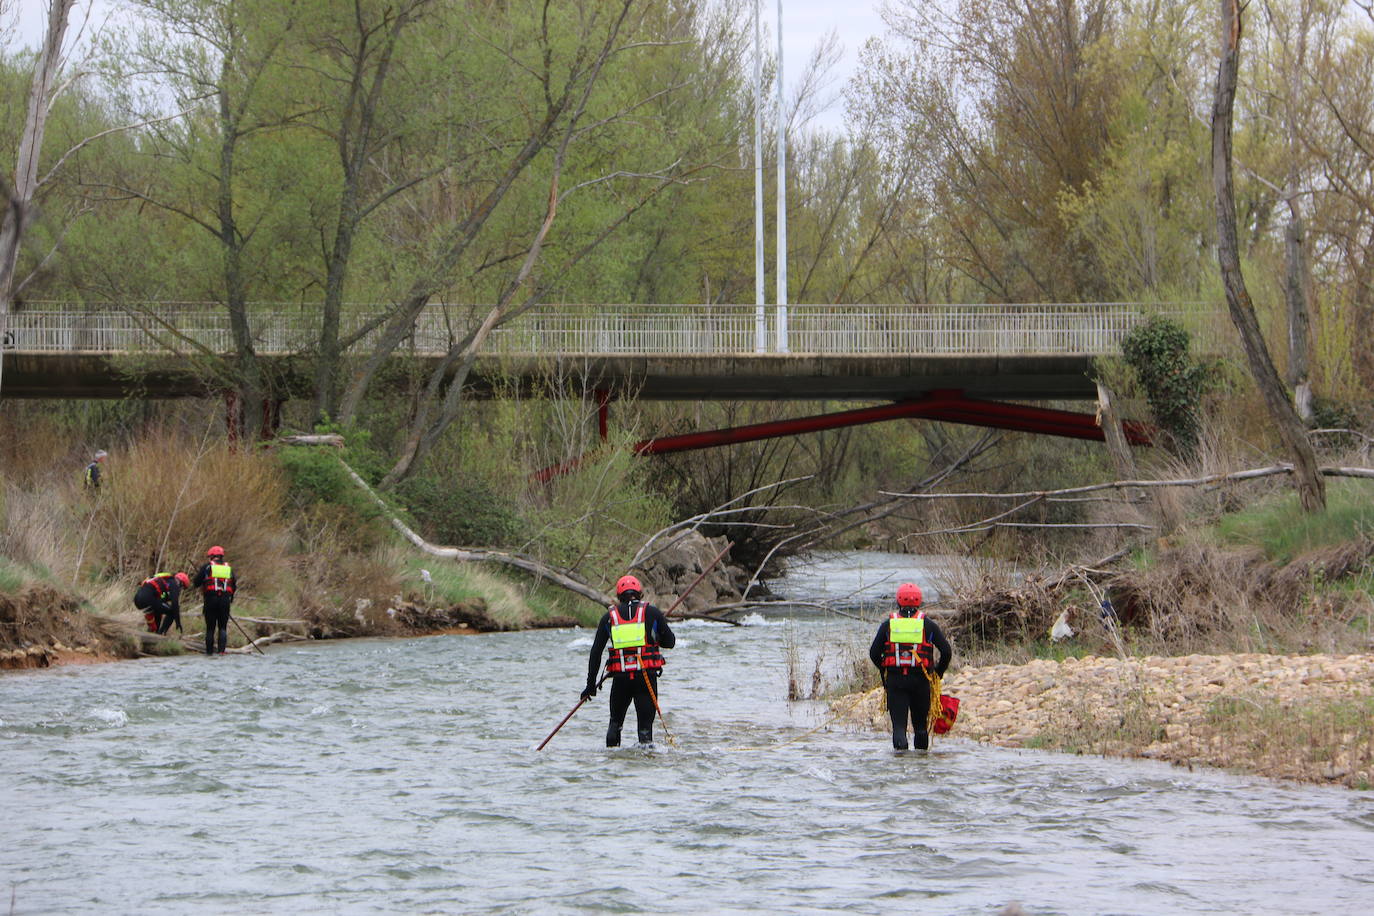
left=775, top=0, right=788, bottom=353
left=753, top=0, right=766, bottom=353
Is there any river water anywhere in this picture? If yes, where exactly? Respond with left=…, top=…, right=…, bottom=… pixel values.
left=3, top=557, right=1374, bottom=913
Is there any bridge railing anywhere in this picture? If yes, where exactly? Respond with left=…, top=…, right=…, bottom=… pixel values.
left=2, top=302, right=1224, bottom=356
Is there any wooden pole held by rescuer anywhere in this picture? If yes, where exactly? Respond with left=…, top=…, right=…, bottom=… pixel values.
left=229, top=614, right=267, bottom=655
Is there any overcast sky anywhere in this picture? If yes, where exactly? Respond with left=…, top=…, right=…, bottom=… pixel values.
left=771, top=0, right=890, bottom=130
left=8, top=0, right=892, bottom=131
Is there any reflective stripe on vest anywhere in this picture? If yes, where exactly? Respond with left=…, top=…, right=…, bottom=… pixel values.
left=882, top=611, right=933, bottom=670
left=142, top=573, right=172, bottom=596
left=606, top=602, right=663, bottom=673
left=208, top=563, right=234, bottom=594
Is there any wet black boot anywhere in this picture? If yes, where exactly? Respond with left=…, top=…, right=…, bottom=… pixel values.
left=913, top=730, right=929, bottom=751
left=892, top=730, right=908, bottom=751
left=637, top=728, right=654, bottom=747
left=606, top=722, right=622, bottom=747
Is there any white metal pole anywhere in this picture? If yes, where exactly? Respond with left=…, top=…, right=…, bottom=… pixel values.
left=753, top=0, right=766, bottom=353
left=775, top=0, right=788, bottom=353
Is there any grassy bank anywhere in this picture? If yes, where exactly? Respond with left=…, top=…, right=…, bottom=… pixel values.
left=0, top=419, right=634, bottom=662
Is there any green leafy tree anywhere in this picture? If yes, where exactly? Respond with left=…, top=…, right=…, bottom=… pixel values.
left=1121, top=315, right=1211, bottom=458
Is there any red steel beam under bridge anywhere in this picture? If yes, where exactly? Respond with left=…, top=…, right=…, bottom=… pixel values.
left=534, top=389, right=1151, bottom=482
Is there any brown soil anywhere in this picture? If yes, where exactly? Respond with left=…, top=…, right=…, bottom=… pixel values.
left=0, top=584, right=132, bottom=670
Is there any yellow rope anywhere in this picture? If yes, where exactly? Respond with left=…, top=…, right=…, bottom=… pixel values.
left=925, top=670, right=944, bottom=734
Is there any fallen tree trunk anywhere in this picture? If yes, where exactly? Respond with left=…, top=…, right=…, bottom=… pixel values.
left=338, top=458, right=612, bottom=607
left=277, top=434, right=345, bottom=447
left=882, top=463, right=1374, bottom=501
left=233, top=616, right=309, bottom=628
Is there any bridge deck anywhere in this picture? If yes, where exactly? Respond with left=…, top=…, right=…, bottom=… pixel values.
left=1, top=304, right=1224, bottom=401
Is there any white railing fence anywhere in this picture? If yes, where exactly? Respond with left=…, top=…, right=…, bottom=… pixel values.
left=1, top=303, right=1226, bottom=357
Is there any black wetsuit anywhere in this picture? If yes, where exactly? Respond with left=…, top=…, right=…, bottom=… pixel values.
left=869, top=613, right=952, bottom=750
left=133, top=577, right=184, bottom=635
left=193, top=561, right=238, bottom=655
left=585, top=600, right=676, bottom=746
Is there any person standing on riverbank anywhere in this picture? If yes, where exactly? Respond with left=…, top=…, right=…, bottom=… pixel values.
left=869, top=582, right=952, bottom=751
left=83, top=450, right=107, bottom=490
left=133, top=571, right=189, bottom=634
left=193, top=546, right=237, bottom=656
left=582, top=575, right=676, bottom=747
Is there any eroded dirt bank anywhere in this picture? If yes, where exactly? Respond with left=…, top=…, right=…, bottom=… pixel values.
left=844, top=653, right=1374, bottom=788
left=0, top=585, right=130, bottom=669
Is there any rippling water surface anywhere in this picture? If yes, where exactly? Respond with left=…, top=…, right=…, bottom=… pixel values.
left=3, top=608, right=1373, bottom=914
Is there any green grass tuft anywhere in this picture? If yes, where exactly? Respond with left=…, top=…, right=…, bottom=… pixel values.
left=1215, top=480, right=1374, bottom=564
left=0, top=555, right=53, bottom=594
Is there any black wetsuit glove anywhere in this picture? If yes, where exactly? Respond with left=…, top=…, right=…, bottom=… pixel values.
left=581, top=682, right=597, bottom=701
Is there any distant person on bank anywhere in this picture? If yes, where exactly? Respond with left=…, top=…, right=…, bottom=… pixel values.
left=193, top=546, right=237, bottom=656
left=582, top=575, right=676, bottom=747
left=869, top=582, right=952, bottom=751
left=84, top=450, right=107, bottom=490
left=133, top=571, right=190, bottom=635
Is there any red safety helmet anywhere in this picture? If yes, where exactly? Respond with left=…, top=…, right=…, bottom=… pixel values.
left=896, top=582, right=923, bottom=608
left=615, top=575, right=642, bottom=597
left=206, top=545, right=226, bottom=558
left=175, top=572, right=191, bottom=588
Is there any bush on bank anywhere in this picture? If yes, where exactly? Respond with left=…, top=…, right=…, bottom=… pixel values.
left=0, top=407, right=657, bottom=639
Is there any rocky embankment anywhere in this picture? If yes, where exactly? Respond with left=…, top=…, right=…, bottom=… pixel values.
left=634, top=531, right=749, bottom=612
left=845, top=653, right=1374, bottom=788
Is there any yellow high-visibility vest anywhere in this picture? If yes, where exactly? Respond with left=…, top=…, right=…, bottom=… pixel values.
left=209, top=563, right=234, bottom=593
left=611, top=619, right=647, bottom=650
left=890, top=615, right=925, bottom=644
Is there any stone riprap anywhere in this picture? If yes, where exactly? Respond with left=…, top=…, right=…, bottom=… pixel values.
left=843, top=653, right=1374, bottom=787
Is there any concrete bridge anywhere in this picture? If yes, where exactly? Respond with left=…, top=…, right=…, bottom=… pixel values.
left=1, top=302, right=1222, bottom=402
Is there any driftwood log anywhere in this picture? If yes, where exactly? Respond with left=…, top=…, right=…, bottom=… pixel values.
left=338, top=459, right=613, bottom=607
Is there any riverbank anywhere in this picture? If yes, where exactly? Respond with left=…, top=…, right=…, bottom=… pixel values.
left=843, top=652, right=1374, bottom=789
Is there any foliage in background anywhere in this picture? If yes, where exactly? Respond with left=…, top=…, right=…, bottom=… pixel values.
left=399, top=473, right=527, bottom=548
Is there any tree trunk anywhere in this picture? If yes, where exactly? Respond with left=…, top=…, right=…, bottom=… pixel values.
left=216, top=78, right=266, bottom=440
left=1285, top=212, right=1313, bottom=420
left=1098, top=381, right=1182, bottom=532
left=309, top=1, right=421, bottom=424
left=0, top=0, right=76, bottom=397
left=1212, top=0, right=1325, bottom=511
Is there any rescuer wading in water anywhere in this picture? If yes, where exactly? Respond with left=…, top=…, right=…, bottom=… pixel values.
left=582, top=575, right=676, bottom=747
left=193, top=545, right=237, bottom=655
left=869, top=582, right=951, bottom=751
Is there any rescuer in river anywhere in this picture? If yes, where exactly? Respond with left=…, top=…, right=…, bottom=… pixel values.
left=869, top=582, right=952, bottom=751
left=582, top=575, right=676, bottom=747
left=133, top=571, right=190, bottom=635
left=193, top=545, right=237, bottom=655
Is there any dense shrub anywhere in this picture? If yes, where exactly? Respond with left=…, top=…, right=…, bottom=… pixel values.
left=1121, top=316, right=1214, bottom=458
left=398, top=473, right=527, bottom=547
left=275, top=445, right=390, bottom=551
